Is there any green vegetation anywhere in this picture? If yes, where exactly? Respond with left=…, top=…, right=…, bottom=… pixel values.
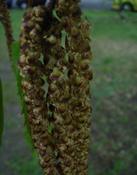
left=0, top=78, right=4, bottom=145
left=0, top=9, right=137, bottom=175
left=87, top=10, right=137, bottom=175
left=86, top=10, right=137, bottom=40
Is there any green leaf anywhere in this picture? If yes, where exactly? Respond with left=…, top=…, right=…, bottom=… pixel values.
left=63, top=67, right=69, bottom=80
left=0, top=78, right=4, bottom=146
left=48, top=110, right=53, bottom=118
left=61, top=30, right=68, bottom=49
left=11, top=41, right=33, bottom=149
left=52, top=10, right=61, bottom=22
left=48, top=123, right=54, bottom=134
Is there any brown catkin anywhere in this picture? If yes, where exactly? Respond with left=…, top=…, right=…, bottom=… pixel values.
left=0, top=0, right=13, bottom=55
left=19, top=0, right=92, bottom=174
left=19, top=6, right=58, bottom=175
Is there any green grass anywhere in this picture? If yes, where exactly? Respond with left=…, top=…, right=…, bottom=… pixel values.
left=85, top=10, right=137, bottom=40
left=0, top=9, right=137, bottom=175
left=86, top=10, right=137, bottom=175
left=7, top=153, right=43, bottom=175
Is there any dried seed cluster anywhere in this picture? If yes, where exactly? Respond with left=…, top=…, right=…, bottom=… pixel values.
left=19, top=1, right=92, bottom=175
left=0, top=0, right=13, bottom=55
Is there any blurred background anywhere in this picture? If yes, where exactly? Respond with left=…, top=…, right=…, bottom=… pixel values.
left=0, top=0, right=137, bottom=175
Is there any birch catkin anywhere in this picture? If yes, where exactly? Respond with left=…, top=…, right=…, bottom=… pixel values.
left=19, top=0, right=92, bottom=174
left=19, top=7, right=58, bottom=175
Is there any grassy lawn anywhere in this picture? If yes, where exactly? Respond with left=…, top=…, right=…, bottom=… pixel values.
left=0, top=9, right=137, bottom=175
left=87, top=10, right=137, bottom=175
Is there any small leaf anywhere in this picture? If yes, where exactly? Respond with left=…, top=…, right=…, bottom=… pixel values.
left=52, top=10, right=61, bottom=22
left=61, top=30, right=68, bottom=49
left=63, top=67, right=69, bottom=80
left=0, top=78, right=4, bottom=146
left=48, top=123, right=54, bottom=134
left=11, top=41, right=33, bottom=148
left=48, top=111, right=53, bottom=118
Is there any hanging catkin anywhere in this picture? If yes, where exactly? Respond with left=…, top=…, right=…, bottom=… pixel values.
left=19, top=6, right=58, bottom=175
left=0, top=0, right=13, bottom=55
left=19, top=0, right=92, bottom=174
